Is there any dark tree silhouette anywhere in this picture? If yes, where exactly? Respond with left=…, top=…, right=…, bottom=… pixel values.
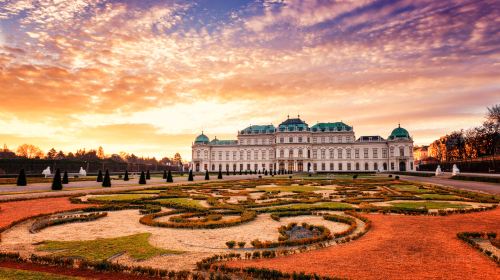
left=102, top=169, right=111, bottom=187
left=146, top=170, right=151, bottom=180
left=62, top=171, right=69, bottom=184
left=218, top=169, right=223, bottom=179
left=166, top=170, right=173, bottom=183
left=16, top=169, right=27, bottom=186
left=96, top=170, right=103, bottom=182
left=139, top=171, right=146, bottom=184
left=52, top=169, right=62, bottom=190
left=188, top=169, right=194, bottom=181
left=205, top=170, right=210, bottom=180
left=124, top=170, right=129, bottom=181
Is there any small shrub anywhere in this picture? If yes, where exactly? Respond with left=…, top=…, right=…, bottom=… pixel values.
left=395, top=175, right=400, bottom=180
left=139, top=171, right=147, bottom=184
left=51, top=169, right=63, bottom=190
left=16, top=169, right=27, bottom=186
left=225, top=241, right=236, bottom=249
left=238, top=241, right=246, bottom=248
left=96, top=170, right=103, bottom=182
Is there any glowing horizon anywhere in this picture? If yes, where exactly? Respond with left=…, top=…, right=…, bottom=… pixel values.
left=1, top=0, right=499, bottom=160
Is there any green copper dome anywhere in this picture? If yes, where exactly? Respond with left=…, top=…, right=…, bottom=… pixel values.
left=194, top=133, right=209, bottom=144
left=389, top=125, right=410, bottom=140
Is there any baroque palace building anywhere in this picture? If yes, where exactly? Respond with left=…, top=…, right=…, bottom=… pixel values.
left=191, top=116, right=414, bottom=173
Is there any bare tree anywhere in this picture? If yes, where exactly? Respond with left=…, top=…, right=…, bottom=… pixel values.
left=16, top=144, right=43, bottom=159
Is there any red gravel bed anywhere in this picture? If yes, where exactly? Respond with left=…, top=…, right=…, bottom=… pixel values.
left=0, top=260, right=159, bottom=279
left=226, top=209, right=500, bottom=280
left=0, top=197, right=95, bottom=228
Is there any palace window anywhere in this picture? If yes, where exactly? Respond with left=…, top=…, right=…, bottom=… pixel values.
left=346, top=149, right=351, bottom=159
left=280, top=149, right=284, bottom=158
left=365, top=162, right=369, bottom=170
left=330, top=163, right=334, bottom=170
left=400, top=147, right=405, bottom=157
left=212, top=164, right=215, bottom=171
left=321, top=137, right=325, bottom=143
left=338, top=149, right=343, bottom=159
left=312, top=149, right=318, bottom=159
left=390, top=147, right=394, bottom=157
left=374, top=162, right=378, bottom=170
left=312, top=137, right=317, bottom=143
left=289, top=137, right=293, bottom=143
left=218, top=151, right=222, bottom=160
left=373, top=148, right=378, bottom=159
left=382, top=148, right=388, bottom=158
left=298, top=149, right=303, bottom=158
left=355, top=149, right=359, bottom=159
left=211, top=152, right=215, bottom=160
left=289, top=149, right=294, bottom=158
left=321, top=163, right=325, bottom=171
left=338, top=163, right=343, bottom=170
left=233, top=151, right=237, bottom=160
left=321, top=149, right=326, bottom=159
left=270, top=150, right=274, bottom=159
left=355, top=162, right=360, bottom=170
left=254, top=151, right=258, bottom=160
left=254, top=164, right=258, bottom=170
left=240, top=164, right=243, bottom=171
left=329, top=136, right=333, bottom=143
left=247, top=150, right=251, bottom=160
left=204, top=150, right=208, bottom=159
left=329, top=149, right=334, bottom=159
left=196, top=150, right=200, bottom=158
left=391, top=162, right=395, bottom=170
left=226, top=164, right=229, bottom=171
left=313, top=163, right=317, bottom=171
left=347, top=163, right=351, bottom=171
left=247, top=164, right=251, bottom=170
left=298, top=136, right=303, bottom=143
left=364, top=148, right=369, bottom=159
left=226, top=151, right=229, bottom=160
left=280, top=137, right=284, bottom=143
left=239, top=150, right=244, bottom=160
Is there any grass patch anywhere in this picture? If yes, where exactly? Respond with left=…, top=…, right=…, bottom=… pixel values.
left=390, top=201, right=469, bottom=209
left=418, top=194, right=461, bottom=200
left=391, top=185, right=431, bottom=193
left=0, top=268, right=83, bottom=280
left=256, top=185, right=328, bottom=193
left=36, top=233, right=181, bottom=262
left=263, top=202, right=353, bottom=211
left=88, top=194, right=155, bottom=202
left=155, top=197, right=206, bottom=210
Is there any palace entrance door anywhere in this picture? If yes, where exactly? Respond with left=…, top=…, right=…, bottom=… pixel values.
left=297, top=161, right=303, bottom=172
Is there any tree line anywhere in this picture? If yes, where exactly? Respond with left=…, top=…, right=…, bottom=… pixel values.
left=428, top=105, right=499, bottom=162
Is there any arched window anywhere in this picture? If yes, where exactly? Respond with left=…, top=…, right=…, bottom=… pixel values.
left=374, top=162, right=378, bottom=170
left=289, top=149, right=294, bottom=158
left=280, top=149, right=284, bottom=158
left=400, top=147, right=405, bottom=156
left=298, top=149, right=303, bottom=158
left=365, top=162, right=369, bottom=170
left=355, top=162, right=360, bottom=170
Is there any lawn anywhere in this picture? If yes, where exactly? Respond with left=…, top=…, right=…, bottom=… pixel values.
left=391, top=185, right=431, bottom=193
left=154, top=197, right=206, bottom=210
left=88, top=194, right=156, bottom=202
left=36, top=233, right=181, bottom=262
left=418, top=194, right=460, bottom=200
left=0, top=267, right=83, bottom=280
left=256, top=185, right=327, bottom=193
left=262, top=202, right=353, bottom=211
left=389, top=201, right=469, bottom=209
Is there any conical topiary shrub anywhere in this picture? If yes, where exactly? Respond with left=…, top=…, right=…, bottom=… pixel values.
left=52, top=169, right=62, bottom=190
left=62, top=171, right=69, bottom=184
left=218, top=169, right=223, bottom=179
left=239, top=170, right=242, bottom=175
left=166, top=170, right=173, bottom=183
left=188, top=170, right=194, bottom=181
left=16, top=169, right=27, bottom=186
left=102, top=169, right=111, bottom=187
left=163, top=170, right=167, bottom=179
left=226, top=169, right=229, bottom=176
left=139, top=171, right=146, bottom=184
left=146, top=170, right=151, bottom=180
left=205, top=170, right=210, bottom=180
left=96, top=170, right=103, bottom=182
left=124, top=170, right=129, bottom=181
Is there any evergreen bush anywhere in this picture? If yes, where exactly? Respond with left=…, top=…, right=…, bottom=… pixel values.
left=16, top=169, right=27, bottom=186
left=96, top=170, right=103, bottom=182
left=139, top=171, right=147, bottom=184
left=124, top=170, right=129, bottom=181
left=52, top=169, right=63, bottom=190
left=102, top=169, right=111, bottom=187
left=188, top=170, right=194, bottom=181
left=167, top=170, right=173, bottom=182
left=62, top=171, right=69, bottom=184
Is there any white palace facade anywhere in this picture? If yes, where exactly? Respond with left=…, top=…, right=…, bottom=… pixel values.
left=191, top=117, right=414, bottom=173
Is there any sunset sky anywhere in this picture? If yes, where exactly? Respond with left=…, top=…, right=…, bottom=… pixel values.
left=0, top=0, right=499, bottom=160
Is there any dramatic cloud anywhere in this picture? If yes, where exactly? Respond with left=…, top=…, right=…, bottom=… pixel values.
left=0, top=0, right=498, bottom=159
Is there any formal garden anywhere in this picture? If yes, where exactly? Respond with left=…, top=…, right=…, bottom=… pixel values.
left=0, top=175, right=498, bottom=279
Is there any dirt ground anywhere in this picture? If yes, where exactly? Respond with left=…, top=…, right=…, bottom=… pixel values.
left=226, top=208, right=500, bottom=280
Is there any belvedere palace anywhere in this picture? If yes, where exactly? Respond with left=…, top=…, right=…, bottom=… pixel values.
left=191, top=117, right=414, bottom=173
